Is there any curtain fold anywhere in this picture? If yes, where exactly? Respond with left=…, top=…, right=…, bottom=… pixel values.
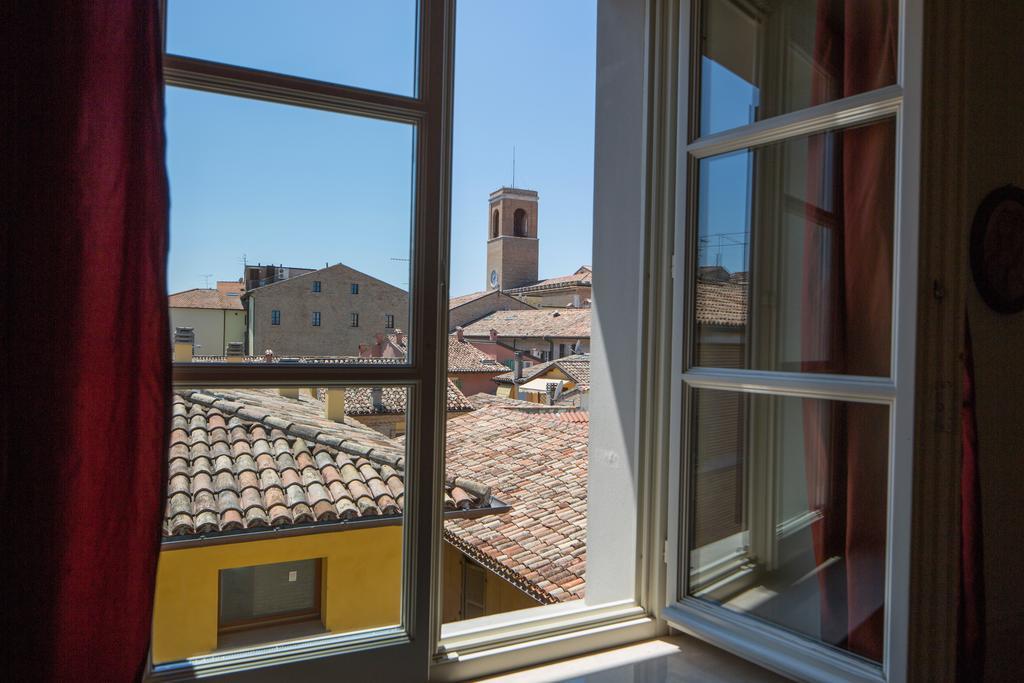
left=800, top=0, right=897, bottom=661
left=958, top=316, right=986, bottom=681
left=5, top=3, right=170, bottom=681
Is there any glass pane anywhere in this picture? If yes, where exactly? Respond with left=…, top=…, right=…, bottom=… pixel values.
left=166, top=87, right=413, bottom=363
left=687, top=388, right=889, bottom=663
left=442, top=0, right=638, bottom=630
left=699, top=0, right=898, bottom=135
left=220, top=559, right=319, bottom=625
left=166, top=0, right=418, bottom=96
left=694, top=118, right=895, bottom=376
left=152, top=385, right=434, bottom=662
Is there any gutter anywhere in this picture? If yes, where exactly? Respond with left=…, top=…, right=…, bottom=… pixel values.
left=160, top=498, right=511, bottom=551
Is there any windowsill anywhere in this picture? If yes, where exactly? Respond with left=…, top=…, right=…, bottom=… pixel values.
left=217, top=619, right=325, bottom=652
left=473, top=635, right=789, bottom=682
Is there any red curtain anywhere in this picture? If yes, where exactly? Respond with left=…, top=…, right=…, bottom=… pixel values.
left=958, top=317, right=986, bottom=680
left=4, top=3, right=170, bottom=681
left=801, top=0, right=897, bottom=661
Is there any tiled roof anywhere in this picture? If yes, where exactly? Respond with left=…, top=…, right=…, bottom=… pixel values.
left=165, top=389, right=490, bottom=539
left=555, top=411, right=589, bottom=424
left=168, top=287, right=245, bottom=311
left=342, top=379, right=473, bottom=415
left=465, top=393, right=576, bottom=414
left=440, top=407, right=588, bottom=603
left=383, top=332, right=508, bottom=375
left=461, top=309, right=591, bottom=339
left=447, top=336, right=505, bottom=373
left=493, top=354, right=591, bottom=387
left=505, top=266, right=593, bottom=295
left=695, top=273, right=747, bottom=327
left=449, top=290, right=491, bottom=308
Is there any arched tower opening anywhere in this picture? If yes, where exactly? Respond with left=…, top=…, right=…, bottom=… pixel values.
left=491, top=209, right=500, bottom=238
left=513, top=208, right=528, bottom=237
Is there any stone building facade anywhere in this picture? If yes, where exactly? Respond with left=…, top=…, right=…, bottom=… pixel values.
left=245, top=262, right=408, bottom=357
left=486, top=187, right=539, bottom=291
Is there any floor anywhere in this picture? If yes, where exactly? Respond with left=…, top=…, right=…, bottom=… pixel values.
left=475, top=635, right=790, bottom=683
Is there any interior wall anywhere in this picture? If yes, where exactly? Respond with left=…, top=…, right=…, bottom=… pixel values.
left=962, top=1, right=1024, bottom=678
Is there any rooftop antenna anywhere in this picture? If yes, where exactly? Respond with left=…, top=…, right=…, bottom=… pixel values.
left=512, top=145, right=516, bottom=188
left=201, top=273, right=213, bottom=288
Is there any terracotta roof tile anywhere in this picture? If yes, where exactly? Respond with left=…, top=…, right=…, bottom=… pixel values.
left=446, top=336, right=505, bottom=373
left=461, top=309, right=591, bottom=339
left=436, top=407, right=589, bottom=604
left=164, top=388, right=489, bottom=539
left=168, top=287, right=244, bottom=311
left=493, top=354, right=591, bottom=387
left=505, top=266, right=593, bottom=295
left=695, top=273, right=747, bottom=327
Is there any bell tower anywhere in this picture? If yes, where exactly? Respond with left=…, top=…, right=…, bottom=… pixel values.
left=485, top=187, right=539, bottom=290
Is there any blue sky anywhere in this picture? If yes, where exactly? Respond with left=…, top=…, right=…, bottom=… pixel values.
left=165, top=1, right=597, bottom=297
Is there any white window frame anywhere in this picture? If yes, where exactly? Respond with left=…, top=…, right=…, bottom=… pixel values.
left=152, top=1, right=684, bottom=681
left=663, top=1, right=922, bottom=682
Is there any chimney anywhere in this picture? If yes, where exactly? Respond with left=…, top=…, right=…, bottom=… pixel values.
left=173, top=327, right=194, bottom=362
left=394, top=328, right=404, bottom=346
left=456, top=326, right=465, bottom=342
left=513, top=352, right=523, bottom=401
left=225, top=341, right=244, bottom=363
left=358, top=344, right=371, bottom=358
left=278, top=386, right=300, bottom=398
left=263, top=348, right=275, bottom=363
left=572, top=293, right=581, bottom=308
left=371, top=387, right=384, bottom=411
left=489, top=328, right=498, bottom=343
left=325, top=387, right=346, bottom=421
left=373, top=333, right=384, bottom=357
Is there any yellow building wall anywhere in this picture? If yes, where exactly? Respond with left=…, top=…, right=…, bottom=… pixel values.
left=152, top=525, right=402, bottom=664
left=441, top=543, right=540, bottom=622
left=168, top=307, right=246, bottom=356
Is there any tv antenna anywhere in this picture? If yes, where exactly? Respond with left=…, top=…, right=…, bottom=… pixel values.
left=201, top=273, right=213, bottom=288
left=511, top=145, right=516, bottom=188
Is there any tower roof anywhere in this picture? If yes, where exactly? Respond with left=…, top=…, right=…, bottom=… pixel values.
left=489, top=187, right=538, bottom=201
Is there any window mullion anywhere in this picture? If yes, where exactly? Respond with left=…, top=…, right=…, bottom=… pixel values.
left=681, top=367, right=897, bottom=403
left=163, top=55, right=428, bottom=125
left=685, top=84, right=902, bottom=160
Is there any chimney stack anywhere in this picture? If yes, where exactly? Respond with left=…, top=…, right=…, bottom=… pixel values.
left=394, top=328, right=404, bottom=347
left=263, top=348, right=275, bottom=363
left=456, top=326, right=465, bottom=343
left=373, top=333, right=384, bottom=357
left=489, top=328, right=498, bottom=343
left=225, top=341, right=244, bottom=363
left=325, top=387, right=346, bottom=421
left=278, top=386, right=300, bottom=398
left=513, top=352, right=523, bottom=401
left=173, top=327, right=195, bottom=362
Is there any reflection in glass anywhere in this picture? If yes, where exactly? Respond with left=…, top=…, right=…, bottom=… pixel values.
left=694, top=118, right=895, bottom=376
left=687, top=389, right=889, bottom=662
left=699, top=0, right=898, bottom=136
left=167, top=0, right=418, bottom=96
left=165, top=87, right=414, bottom=361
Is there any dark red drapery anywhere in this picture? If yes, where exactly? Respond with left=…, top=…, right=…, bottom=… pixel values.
left=4, top=3, right=170, bottom=681
left=958, top=316, right=986, bottom=681
left=801, top=0, right=897, bottom=661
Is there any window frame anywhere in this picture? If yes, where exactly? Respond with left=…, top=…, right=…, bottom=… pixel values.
left=351, top=283, right=360, bottom=295
left=271, top=309, right=281, bottom=326
left=312, top=280, right=322, bottom=292
left=217, top=559, right=323, bottom=635
left=663, top=1, right=923, bottom=682
left=155, top=0, right=455, bottom=679
left=351, top=312, right=360, bottom=328
left=385, top=314, right=395, bottom=329
left=154, top=1, right=675, bottom=680
left=312, top=311, right=321, bottom=327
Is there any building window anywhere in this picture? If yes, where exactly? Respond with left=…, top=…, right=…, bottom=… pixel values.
left=385, top=314, right=395, bottom=329
left=271, top=310, right=281, bottom=326
left=351, top=283, right=359, bottom=295
left=491, top=209, right=499, bottom=238
left=312, top=311, right=321, bottom=327
left=350, top=313, right=359, bottom=327
left=312, top=280, right=321, bottom=292
left=461, top=559, right=487, bottom=620
left=219, top=559, right=321, bottom=634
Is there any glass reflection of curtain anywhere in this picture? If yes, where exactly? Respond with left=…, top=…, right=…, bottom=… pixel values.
left=801, top=1, right=897, bottom=661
